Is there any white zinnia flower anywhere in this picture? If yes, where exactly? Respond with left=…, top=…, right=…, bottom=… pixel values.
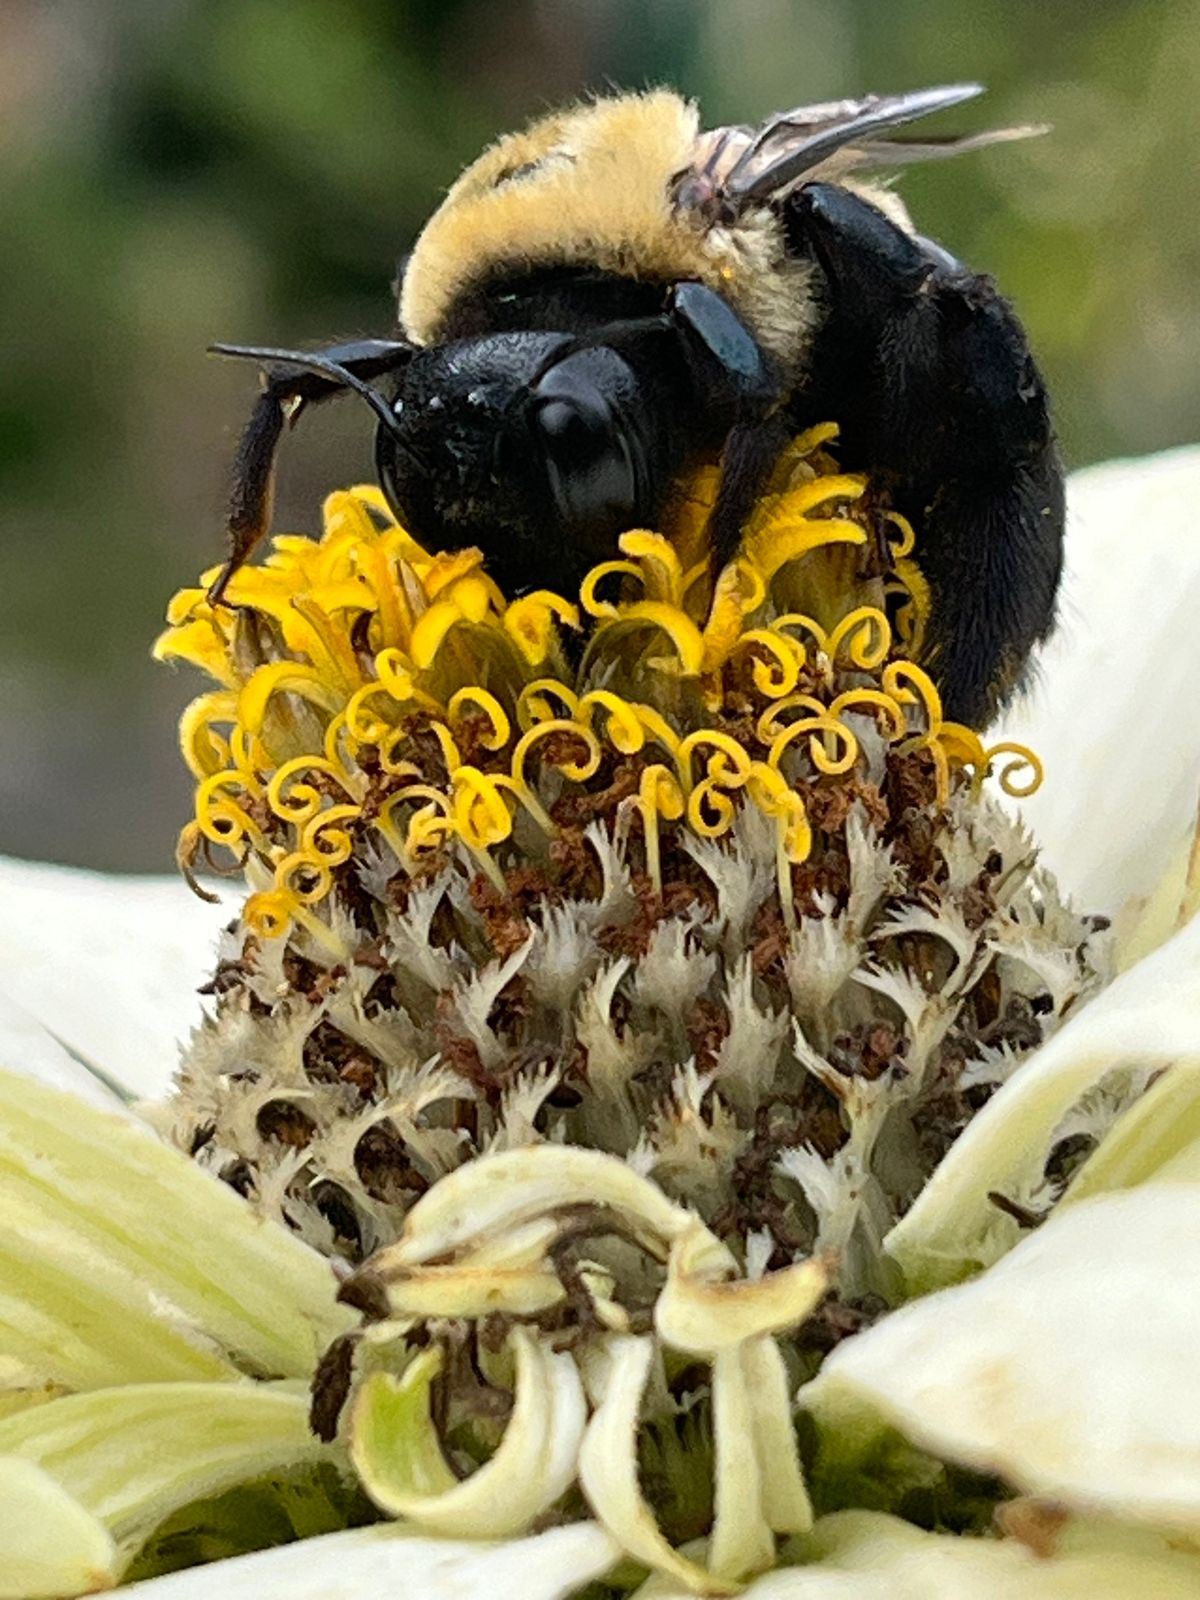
left=2, top=447, right=1200, bottom=1600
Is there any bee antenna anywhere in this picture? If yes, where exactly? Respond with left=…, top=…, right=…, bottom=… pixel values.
left=208, top=342, right=415, bottom=441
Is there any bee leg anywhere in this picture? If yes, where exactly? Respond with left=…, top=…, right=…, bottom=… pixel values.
left=665, top=282, right=786, bottom=568
left=708, top=413, right=793, bottom=567
left=783, top=183, right=1064, bottom=726
left=209, top=338, right=414, bottom=606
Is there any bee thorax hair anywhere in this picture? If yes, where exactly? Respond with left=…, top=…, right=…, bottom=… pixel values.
left=398, top=90, right=867, bottom=369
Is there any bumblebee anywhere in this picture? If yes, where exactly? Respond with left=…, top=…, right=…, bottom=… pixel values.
left=213, top=84, right=1062, bottom=726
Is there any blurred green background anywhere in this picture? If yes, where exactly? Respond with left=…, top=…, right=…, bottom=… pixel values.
left=2, top=0, right=1197, bottom=871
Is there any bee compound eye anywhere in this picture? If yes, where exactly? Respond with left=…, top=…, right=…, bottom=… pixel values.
left=535, top=396, right=597, bottom=451
left=531, top=390, right=639, bottom=537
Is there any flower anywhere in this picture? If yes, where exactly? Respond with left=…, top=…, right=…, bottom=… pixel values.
left=2, top=442, right=1199, bottom=1598
left=147, top=428, right=1107, bottom=1587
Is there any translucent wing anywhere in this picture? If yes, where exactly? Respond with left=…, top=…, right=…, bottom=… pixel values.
left=673, top=84, right=1043, bottom=217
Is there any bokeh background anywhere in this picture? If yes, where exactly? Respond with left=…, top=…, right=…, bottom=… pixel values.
left=2, top=0, right=1197, bottom=871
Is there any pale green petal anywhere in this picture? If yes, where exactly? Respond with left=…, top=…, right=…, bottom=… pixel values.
left=0, top=855, right=228, bottom=1102
left=885, top=911, right=1200, bottom=1292
left=0, top=1199, right=237, bottom=1398
left=578, top=1336, right=734, bottom=1595
left=0, top=1070, right=353, bottom=1398
left=994, top=445, right=1200, bottom=917
left=708, top=1344, right=775, bottom=1580
left=633, top=1511, right=1200, bottom=1598
left=349, top=1328, right=587, bottom=1537
left=0, top=1381, right=328, bottom=1570
left=1062, top=1055, right=1200, bottom=1203
left=119, top=1522, right=620, bottom=1599
left=0, top=1456, right=117, bottom=1599
left=371, top=1145, right=692, bottom=1272
left=806, top=1189, right=1200, bottom=1532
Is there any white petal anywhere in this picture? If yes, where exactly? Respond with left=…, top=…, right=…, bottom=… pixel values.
left=709, top=1344, right=775, bottom=1580
left=350, top=1329, right=587, bottom=1538
left=994, top=446, right=1200, bottom=916
left=807, top=1188, right=1200, bottom=1532
left=0, top=986, right=127, bottom=1111
left=654, top=1224, right=829, bottom=1353
left=633, top=1511, right=1200, bottom=1599
left=373, top=1144, right=693, bottom=1270
left=0, top=1456, right=116, bottom=1599
left=579, top=1335, right=731, bottom=1594
left=120, top=1521, right=620, bottom=1600
left=885, top=909, right=1200, bottom=1291
left=0, top=854, right=228, bottom=1101
left=0, top=1069, right=353, bottom=1393
left=0, top=1381, right=326, bottom=1565
left=741, top=1336, right=811, bottom=1535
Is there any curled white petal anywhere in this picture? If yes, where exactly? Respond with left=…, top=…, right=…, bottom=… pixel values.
left=366, top=1219, right=567, bottom=1318
left=809, top=1188, right=1200, bottom=1531
left=349, top=1326, right=586, bottom=1537
left=656, top=1221, right=829, bottom=1353
left=579, top=1334, right=736, bottom=1596
left=374, top=1145, right=693, bottom=1269
left=885, top=912, right=1200, bottom=1291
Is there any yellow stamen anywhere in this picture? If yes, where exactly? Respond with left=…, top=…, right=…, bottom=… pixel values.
left=580, top=558, right=646, bottom=619
left=638, top=764, right=685, bottom=897
left=178, top=692, right=236, bottom=779
left=448, top=686, right=511, bottom=751
left=504, top=591, right=579, bottom=663
left=615, top=530, right=686, bottom=606
left=238, top=662, right=347, bottom=739
left=159, top=432, right=1040, bottom=941
left=601, top=602, right=706, bottom=675
left=983, top=740, right=1044, bottom=798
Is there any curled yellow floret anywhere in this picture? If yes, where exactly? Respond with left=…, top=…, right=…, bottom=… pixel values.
left=157, top=428, right=1039, bottom=941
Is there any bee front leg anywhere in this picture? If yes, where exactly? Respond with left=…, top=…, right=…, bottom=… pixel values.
left=663, top=281, right=787, bottom=568
left=782, top=182, right=1064, bottom=727
left=209, top=338, right=414, bottom=606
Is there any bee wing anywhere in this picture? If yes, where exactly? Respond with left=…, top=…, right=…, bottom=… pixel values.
left=678, top=84, right=1039, bottom=214
left=850, top=124, right=1049, bottom=166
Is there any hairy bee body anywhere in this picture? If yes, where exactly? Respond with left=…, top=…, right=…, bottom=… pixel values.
left=214, top=86, right=1062, bottom=726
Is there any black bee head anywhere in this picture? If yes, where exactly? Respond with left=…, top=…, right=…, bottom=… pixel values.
left=376, top=330, right=682, bottom=596
left=209, top=280, right=771, bottom=606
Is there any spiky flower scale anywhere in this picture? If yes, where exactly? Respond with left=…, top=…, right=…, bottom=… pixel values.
left=154, top=427, right=1109, bottom=1589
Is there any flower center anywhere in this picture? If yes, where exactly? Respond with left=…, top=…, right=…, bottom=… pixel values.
left=157, top=425, right=1106, bottom=1590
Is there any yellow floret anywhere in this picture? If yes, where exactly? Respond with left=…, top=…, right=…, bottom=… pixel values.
left=156, top=428, right=1039, bottom=944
